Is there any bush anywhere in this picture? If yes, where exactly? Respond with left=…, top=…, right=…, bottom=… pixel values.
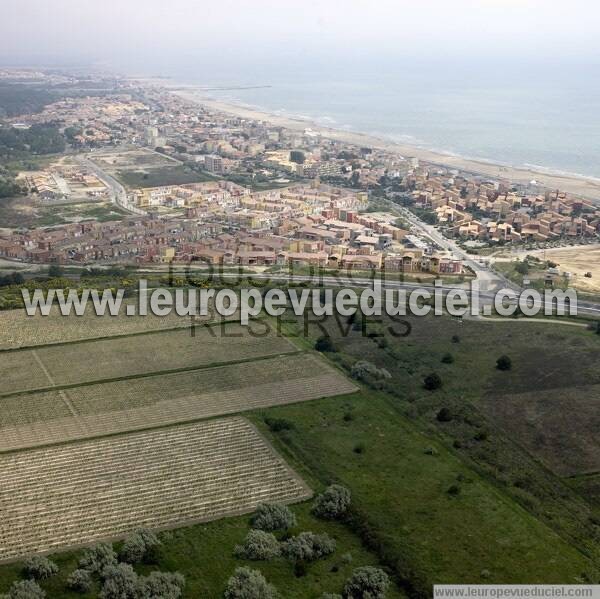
left=250, top=503, right=297, bottom=532
left=138, top=572, right=185, bottom=599
left=312, top=485, right=351, bottom=520
left=67, top=569, right=93, bottom=593
left=78, top=543, right=117, bottom=574
left=99, top=563, right=139, bottom=599
left=264, top=418, right=294, bottom=433
left=496, top=355, right=512, bottom=371
left=234, top=530, right=281, bottom=560
left=223, top=567, right=278, bottom=599
left=351, top=361, right=391, bottom=382
left=315, top=335, right=335, bottom=352
left=281, top=532, right=336, bottom=562
left=436, top=407, right=453, bottom=422
left=23, top=556, right=59, bottom=580
left=451, top=335, right=460, bottom=343
left=447, top=484, right=461, bottom=496
left=353, top=443, right=365, bottom=454
left=120, top=528, right=161, bottom=564
left=2, top=580, right=45, bottom=599
left=441, top=353, right=454, bottom=364
left=343, top=566, right=390, bottom=599
left=423, top=372, right=443, bottom=391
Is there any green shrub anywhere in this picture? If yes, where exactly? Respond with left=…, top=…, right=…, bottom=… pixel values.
left=223, top=567, right=278, bottom=599
left=78, top=543, right=117, bottom=574
left=250, top=503, right=296, bottom=532
left=234, top=530, right=281, bottom=561
left=343, top=566, right=390, bottom=598
left=423, top=372, right=443, bottom=391
left=312, top=485, right=351, bottom=520
left=281, top=532, right=336, bottom=562
left=23, top=556, right=58, bottom=580
left=120, top=528, right=161, bottom=564
left=67, top=569, right=93, bottom=593
left=138, top=571, right=185, bottom=599
left=3, top=580, right=45, bottom=599
left=496, top=355, right=512, bottom=370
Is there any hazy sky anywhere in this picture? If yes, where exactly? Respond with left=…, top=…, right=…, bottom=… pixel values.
left=3, top=0, right=600, bottom=73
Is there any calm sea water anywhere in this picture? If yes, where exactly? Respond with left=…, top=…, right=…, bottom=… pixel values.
left=178, top=63, right=600, bottom=179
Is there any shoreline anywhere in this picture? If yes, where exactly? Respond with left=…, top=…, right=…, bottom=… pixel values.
left=170, top=87, right=600, bottom=202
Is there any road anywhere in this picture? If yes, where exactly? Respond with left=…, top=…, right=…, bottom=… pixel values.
left=77, top=155, right=146, bottom=216
left=395, top=206, right=515, bottom=293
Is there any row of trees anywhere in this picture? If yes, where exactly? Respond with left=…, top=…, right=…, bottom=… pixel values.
left=0, top=531, right=185, bottom=599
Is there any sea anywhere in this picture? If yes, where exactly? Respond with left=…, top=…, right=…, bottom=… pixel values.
left=172, top=60, right=600, bottom=179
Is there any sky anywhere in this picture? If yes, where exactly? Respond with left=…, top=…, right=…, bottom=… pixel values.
left=2, top=0, right=600, bottom=74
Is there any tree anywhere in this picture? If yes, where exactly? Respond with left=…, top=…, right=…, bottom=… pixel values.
left=423, top=372, right=443, bottom=391
left=234, top=530, right=281, bottom=560
left=515, top=261, right=530, bottom=275
left=290, top=151, right=305, bottom=164
left=223, top=567, right=278, bottom=599
left=138, top=572, right=185, bottom=599
left=343, top=566, right=390, bottom=599
left=2, top=580, right=45, bottom=599
left=315, top=335, right=335, bottom=352
left=312, top=485, right=351, bottom=520
left=120, top=528, right=161, bottom=564
left=436, top=407, right=453, bottom=422
left=281, top=532, right=336, bottom=563
left=441, top=353, right=454, bottom=364
left=250, top=503, right=296, bottom=532
left=350, top=361, right=391, bottom=382
left=496, top=355, right=512, bottom=371
left=67, top=569, right=93, bottom=593
left=78, top=543, right=117, bottom=574
left=23, top=556, right=58, bottom=580
left=99, top=563, right=139, bottom=599
left=47, top=264, right=64, bottom=278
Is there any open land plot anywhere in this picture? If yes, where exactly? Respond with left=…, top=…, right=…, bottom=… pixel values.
left=90, top=149, right=176, bottom=173
left=0, top=417, right=311, bottom=561
left=481, top=384, right=600, bottom=477
left=88, top=148, right=212, bottom=188
left=0, top=353, right=357, bottom=451
left=0, top=322, right=297, bottom=394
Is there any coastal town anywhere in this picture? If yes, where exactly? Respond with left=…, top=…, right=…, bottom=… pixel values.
left=0, top=69, right=598, bottom=277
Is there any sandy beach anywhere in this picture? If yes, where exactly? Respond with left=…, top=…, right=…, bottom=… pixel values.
left=171, top=88, right=600, bottom=202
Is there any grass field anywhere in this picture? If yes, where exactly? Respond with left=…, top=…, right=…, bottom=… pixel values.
left=250, top=391, right=597, bottom=587
left=0, top=353, right=356, bottom=451
left=116, top=166, right=215, bottom=188
left=482, top=384, right=600, bottom=476
left=276, top=311, right=600, bottom=582
left=0, top=417, right=311, bottom=561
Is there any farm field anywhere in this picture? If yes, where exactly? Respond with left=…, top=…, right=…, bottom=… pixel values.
left=0, top=417, right=311, bottom=562
left=0, top=304, right=194, bottom=350
left=0, top=322, right=297, bottom=394
left=0, top=353, right=357, bottom=451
